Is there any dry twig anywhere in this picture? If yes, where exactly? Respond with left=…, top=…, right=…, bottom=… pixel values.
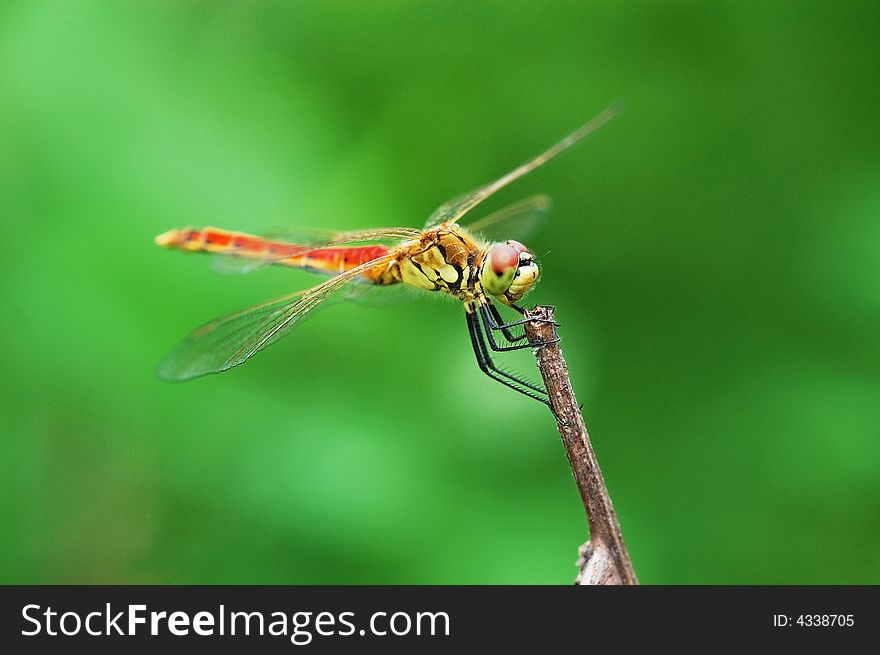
left=524, top=305, right=638, bottom=585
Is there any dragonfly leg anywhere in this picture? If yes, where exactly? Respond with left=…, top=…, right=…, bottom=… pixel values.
left=479, top=303, right=561, bottom=352
left=481, top=301, right=559, bottom=333
left=466, top=311, right=550, bottom=405
left=511, top=302, right=560, bottom=327
left=487, top=302, right=528, bottom=343
left=510, top=303, right=559, bottom=327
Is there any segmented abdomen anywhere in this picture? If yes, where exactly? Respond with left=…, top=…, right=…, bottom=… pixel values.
left=155, top=227, right=390, bottom=276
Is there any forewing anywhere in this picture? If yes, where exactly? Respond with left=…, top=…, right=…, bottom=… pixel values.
left=424, top=103, right=623, bottom=229
left=462, top=195, right=552, bottom=244
left=264, top=226, right=423, bottom=248
left=158, top=252, right=398, bottom=381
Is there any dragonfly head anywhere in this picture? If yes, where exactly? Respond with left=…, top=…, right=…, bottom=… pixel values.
left=480, top=240, right=539, bottom=305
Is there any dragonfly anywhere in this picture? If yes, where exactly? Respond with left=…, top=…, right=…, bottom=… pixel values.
left=155, top=104, right=622, bottom=405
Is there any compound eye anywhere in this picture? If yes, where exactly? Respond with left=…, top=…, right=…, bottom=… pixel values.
left=507, top=240, right=530, bottom=255
left=489, top=244, right=519, bottom=275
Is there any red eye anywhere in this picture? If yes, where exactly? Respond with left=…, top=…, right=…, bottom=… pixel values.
left=489, top=244, right=519, bottom=274
left=507, top=240, right=529, bottom=255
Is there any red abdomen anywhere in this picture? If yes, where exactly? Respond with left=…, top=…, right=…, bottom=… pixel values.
left=155, top=227, right=390, bottom=275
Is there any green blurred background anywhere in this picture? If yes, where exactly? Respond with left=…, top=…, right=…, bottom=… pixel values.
left=2, top=1, right=878, bottom=584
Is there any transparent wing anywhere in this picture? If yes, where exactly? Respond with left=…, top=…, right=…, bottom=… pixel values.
left=158, top=251, right=399, bottom=381
left=346, top=278, right=444, bottom=308
left=264, top=226, right=423, bottom=247
left=211, top=257, right=277, bottom=275
left=461, top=195, right=552, bottom=244
left=207, top=226, right=421, bottom=275
left=424, top=102, right=624, bottom=229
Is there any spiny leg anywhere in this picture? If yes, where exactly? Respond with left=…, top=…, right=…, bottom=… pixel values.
left=486, top=302, right=528, bottom=343
left=479, top=302, right=561, bottom=353
left=468, top=311, right=534, bottom=390
left=466, top=310, right=549, bottom=404
left=481, top=299, right=559, bottom=335
left=479, top=303, right=528, bottom=351
left=467, top=312, right=548, bottom=403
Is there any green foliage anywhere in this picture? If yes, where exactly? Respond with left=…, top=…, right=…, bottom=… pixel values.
left=2, top=1, right=878, bottom=583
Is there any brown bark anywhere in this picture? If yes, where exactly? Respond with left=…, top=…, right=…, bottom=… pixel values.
left=524, top=306, right=638, bottom=585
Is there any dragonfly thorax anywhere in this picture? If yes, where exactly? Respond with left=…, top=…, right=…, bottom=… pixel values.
left=479, top=241, right=539, bottom=306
